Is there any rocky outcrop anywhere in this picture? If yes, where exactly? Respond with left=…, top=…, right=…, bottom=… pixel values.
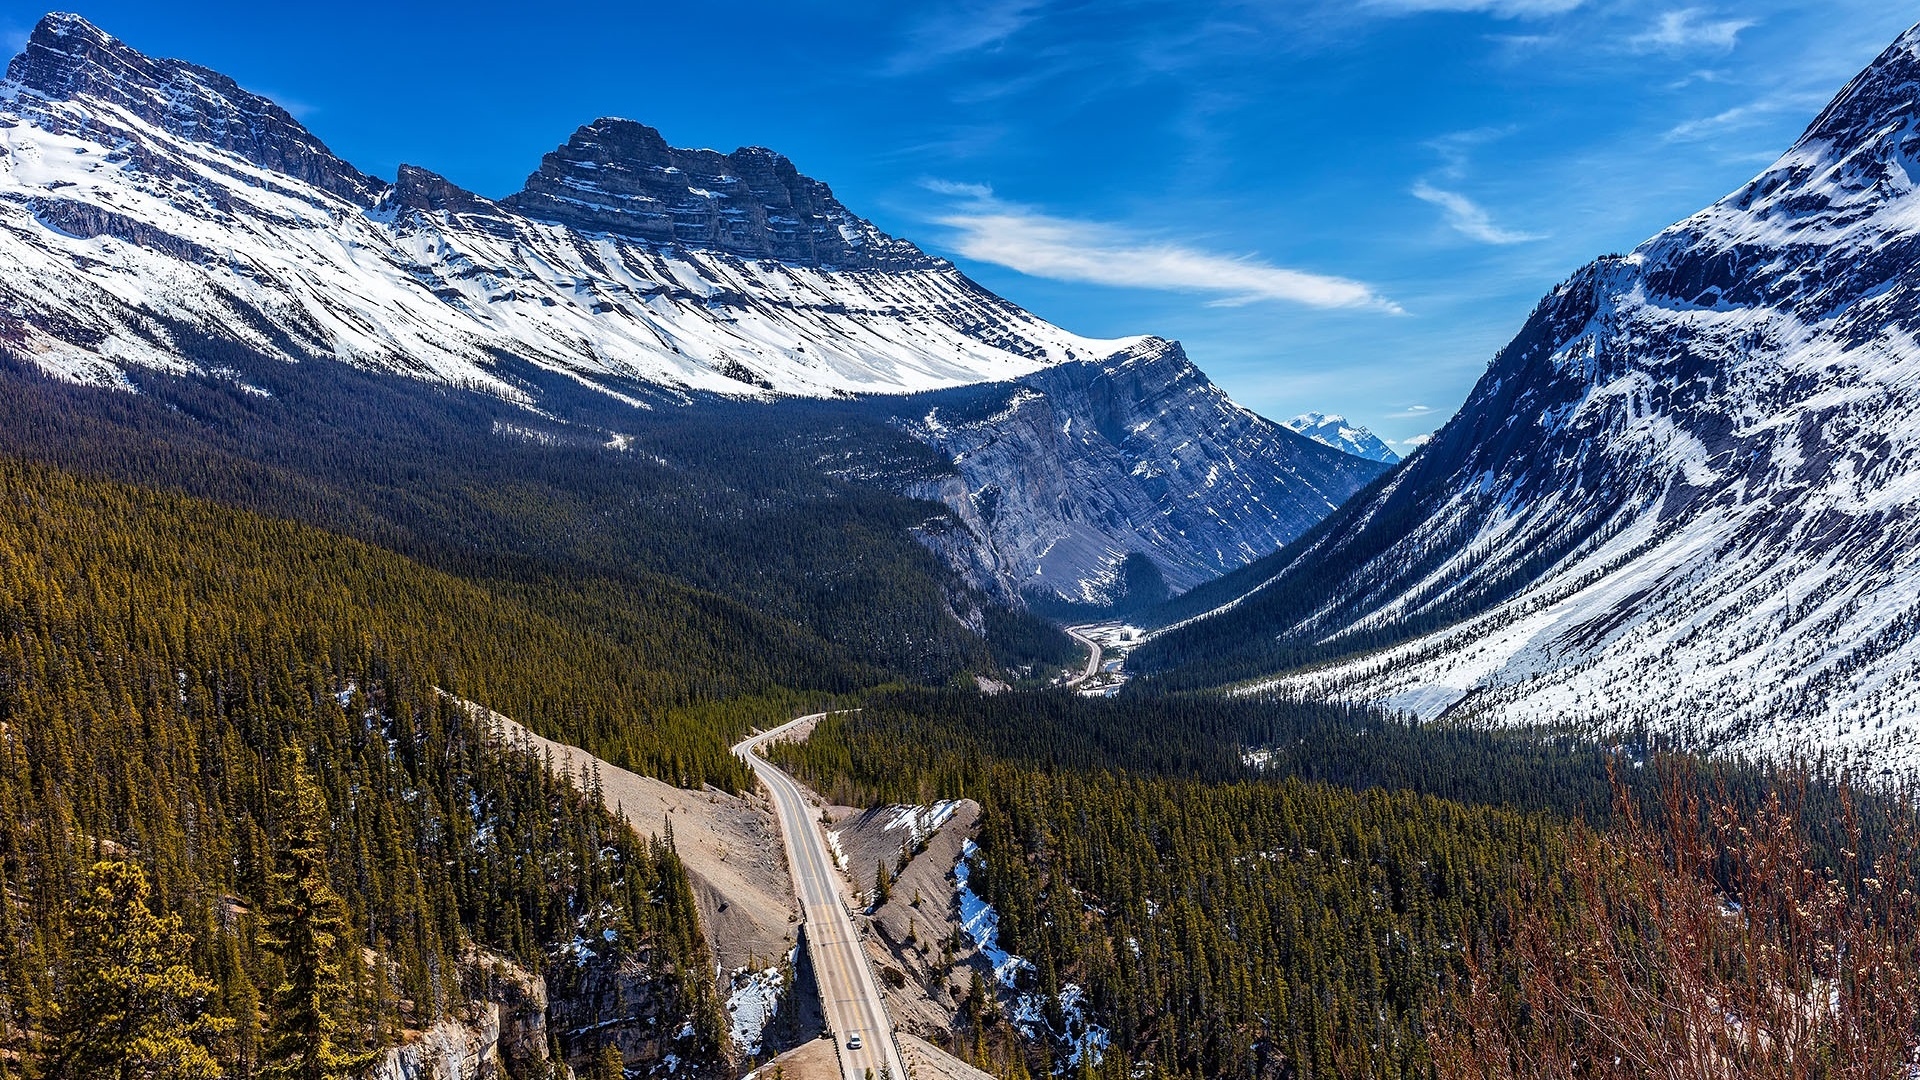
left=27, top=197, right=207, bottom=262
left=369, top=954, right=552, bottom=1080
left=503, top=118, right=936, bottom=270
left=6, top=13, right=384, bottom=206
left=903, top=339, right=1391, bottom=608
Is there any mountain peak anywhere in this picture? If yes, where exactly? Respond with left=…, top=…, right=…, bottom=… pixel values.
left=1284, top=412, right=1398, bottom=463
left=502, top=117, right=939, bottom=270
left=5, top=12, right=384, bottom=206
left=1795, top=19, right=1920, bottom=153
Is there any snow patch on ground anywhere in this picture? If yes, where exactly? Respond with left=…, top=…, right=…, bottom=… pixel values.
left=724, top=964, right=785, bottom=1056
left=955, top=841, right=1109, bottom=1072
left=955, top=839, right=1033, bottom=988
left=882, top=800, right=958, bottom=847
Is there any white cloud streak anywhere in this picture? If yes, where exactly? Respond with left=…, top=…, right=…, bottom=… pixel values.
left=1631, top=8, right=1756, bottom=52
left=928, top=184, right=1399, bottom=312
left=1662, top=90, right=1829, bottom=141
left=885, top=0, right=1045, bottom=74
left=1361, top=0, right=1585, bottom=18
left=1410, top=181, right=1544, bottom=244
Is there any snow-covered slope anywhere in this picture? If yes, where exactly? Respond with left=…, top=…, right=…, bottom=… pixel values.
left=0, top=12, right=1381, bottom=610
left=909, top=340, right=1391, bottom=607
left=1144, top=21, right=1920, bottom=772
left=1284, top=412, right=1399, bottom=463
left=0, top=13, right=1126, bottom=401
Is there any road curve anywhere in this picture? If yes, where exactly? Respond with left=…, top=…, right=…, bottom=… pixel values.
left=1064, top=625, right=1103, bottom=686
left=735, top=714, right=907, bottom=1080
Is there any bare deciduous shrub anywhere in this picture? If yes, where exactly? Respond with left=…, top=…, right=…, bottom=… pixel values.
left=1432, top=767, right=1920, bottom=1080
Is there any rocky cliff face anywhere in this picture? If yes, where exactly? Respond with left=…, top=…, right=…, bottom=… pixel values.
left=503, top=118, right=936, bottom=270
left=367, top=954, right=551, bottom=1080
left=6, top=12, right=384, bottom=204
left=1142, top=19, right=1920, bottom=771
left=905, top=339, right=1390, bottom=608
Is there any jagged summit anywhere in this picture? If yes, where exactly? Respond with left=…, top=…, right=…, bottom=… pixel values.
left=1283, top=412, right=1398, bottom=463
left=1795, top=19, right=1920, bottom=154
left=7, top=12, right=385, bottom=205
left=502, top=117, right=938, bottom=270
left=0, top=11, right=1123, bottom=399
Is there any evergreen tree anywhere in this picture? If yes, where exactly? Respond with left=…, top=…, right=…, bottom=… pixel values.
left=258, top=750, right=377, bottom=1080
left=590, top=1043, right=625, bottom=1080
left=44, top=860, right=229, bottom=1080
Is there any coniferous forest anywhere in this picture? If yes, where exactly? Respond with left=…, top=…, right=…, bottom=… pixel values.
left=773, top=692, right=1920, bottom=1079
left=0, top=456, right=726, bottom=1076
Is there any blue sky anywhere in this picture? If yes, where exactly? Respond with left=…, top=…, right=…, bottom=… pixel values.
left=3, top=2, right=1913, bottom=445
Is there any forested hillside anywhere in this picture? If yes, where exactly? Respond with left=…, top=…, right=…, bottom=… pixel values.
left=0, top=353, right=1077, bottom=698
left=774, top=690, right=1919, bottom=1079
left=0, top=456, right=729, bottom=1076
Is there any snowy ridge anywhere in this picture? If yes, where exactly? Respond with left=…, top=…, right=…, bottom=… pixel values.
left=1174, top=19, right=1920, bottom=773
left=0, top=14, right=1128, bottom=403
left=1284, top=412, right=1399, bottom=463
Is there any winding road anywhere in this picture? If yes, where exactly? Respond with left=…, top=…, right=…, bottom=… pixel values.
left=735, top=715, right=907, bottom=1080
left=1064, top=625, right=1103, bottom=687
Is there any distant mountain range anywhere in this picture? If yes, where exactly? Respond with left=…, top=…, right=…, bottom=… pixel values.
left=0, top=11, right=1386, bottom=609
left=1139, top=18, right=1920, bottom=772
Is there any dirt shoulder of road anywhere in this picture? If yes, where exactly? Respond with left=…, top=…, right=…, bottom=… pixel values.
left=470, top=703, right=799, bottom=974
left=470, top=701, right=992, bottom=1080
left=828, top=799, right=982, bottom=1043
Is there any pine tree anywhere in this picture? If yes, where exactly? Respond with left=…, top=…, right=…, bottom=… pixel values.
left=44, top=860, right=229, bottom=1080
left=591, top=1043, right=625, bottom=1080
left=258, top=750, right=379, bottom=1080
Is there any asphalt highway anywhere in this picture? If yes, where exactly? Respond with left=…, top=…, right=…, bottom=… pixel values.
left=735, top=714, right=908, bottom=1080
left=1063, top=625, right=1103, bottom=686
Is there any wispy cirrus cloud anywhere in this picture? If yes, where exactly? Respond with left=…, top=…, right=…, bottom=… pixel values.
left=1410, top=131, right=1542, bottom=245
left=884, top=0, right=1046, bottom=74
left=1631, top=8, right=1756, bottom=52
left=1412, top=181, right=1544, bottom=244
left=925, top=183, right=1400, bottom=312
left=1360, top=0, right=1584, bottom=18
left=1662, top=89, right=1829, bottom=141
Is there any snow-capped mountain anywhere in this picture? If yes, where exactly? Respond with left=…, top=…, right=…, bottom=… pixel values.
left=0, top=13, right=1125, bottom=401
left=0, top=12, right=1367, bottom=608
left=1283, top=412, right=1399, bottom=463
left=1141, top=20, right=1920, bottom=772
left=909, top=340, right=1390, bottom=608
